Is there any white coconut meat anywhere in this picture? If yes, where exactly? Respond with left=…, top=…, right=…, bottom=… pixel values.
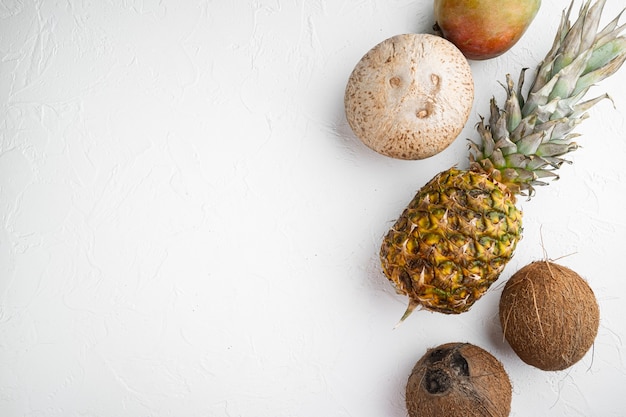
left=345, top=33, right=474, bottom=160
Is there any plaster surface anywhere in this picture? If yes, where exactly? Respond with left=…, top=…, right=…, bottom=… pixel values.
left=1, top=1, right=625, bottom=416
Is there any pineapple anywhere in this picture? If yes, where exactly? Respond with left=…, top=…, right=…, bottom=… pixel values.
left=380, top=0, right=626, bottom=322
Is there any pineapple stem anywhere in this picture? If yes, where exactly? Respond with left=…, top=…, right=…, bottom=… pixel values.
left=469, top=0, right=626, bottom=197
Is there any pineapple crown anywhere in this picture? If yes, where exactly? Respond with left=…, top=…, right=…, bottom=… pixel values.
left=469, top=0, right=626, bottom=197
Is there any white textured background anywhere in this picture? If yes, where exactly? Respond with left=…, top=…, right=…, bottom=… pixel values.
left=1, top=1, right=625, bottom=416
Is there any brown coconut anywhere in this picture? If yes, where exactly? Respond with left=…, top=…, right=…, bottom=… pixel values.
left=406, top=342, right=511, bottom=417
left=344, top=33, right=474, bottom=160
left=499, top=261, right=600, bottom=371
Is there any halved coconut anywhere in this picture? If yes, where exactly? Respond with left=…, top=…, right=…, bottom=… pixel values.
left=344, top=33, right=474, bottom=160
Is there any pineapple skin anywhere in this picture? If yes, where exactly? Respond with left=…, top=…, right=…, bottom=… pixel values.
left=379, top=0, right=626, bottom=319
left=380, top=168, right=522, bottom=314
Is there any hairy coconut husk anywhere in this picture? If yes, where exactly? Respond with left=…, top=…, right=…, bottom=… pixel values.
left=406, top=343, right=511, bottom=417
left=499, top=261, right=599, bottom=371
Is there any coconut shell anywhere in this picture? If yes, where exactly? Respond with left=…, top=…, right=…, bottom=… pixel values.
left=499, top=261, right=600, bottom=371
left=344, top=33, right=474, bottom=160
left=406, top=342, right=511, bottom=417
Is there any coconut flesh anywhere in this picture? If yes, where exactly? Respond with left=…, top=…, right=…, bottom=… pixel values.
left=499, top=261, right=600, bottom=371
left=344, top=33, right=474, bottom=160
left=406, top=342, right=512, bottom=417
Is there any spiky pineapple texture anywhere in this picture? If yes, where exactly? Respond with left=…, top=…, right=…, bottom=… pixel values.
left=470, top=0, right=626, bottom=196
left=381, top=0, right=626, bottom=321
left=381, top=169, right=522, bottom=317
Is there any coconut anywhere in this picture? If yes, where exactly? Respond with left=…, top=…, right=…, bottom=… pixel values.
left=344, top=33, right=474, bottom=160
left=406, top=342, right=511, bottom=417
left=499, top=261, right=600, bottom=371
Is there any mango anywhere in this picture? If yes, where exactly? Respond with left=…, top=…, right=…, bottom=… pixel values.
left=434, top=0, right=541, bottom=60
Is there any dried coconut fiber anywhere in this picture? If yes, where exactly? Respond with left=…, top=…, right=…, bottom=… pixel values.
left=499, top=261, right=599, bottom=371
left=406, top=342, right=511, bottom=417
